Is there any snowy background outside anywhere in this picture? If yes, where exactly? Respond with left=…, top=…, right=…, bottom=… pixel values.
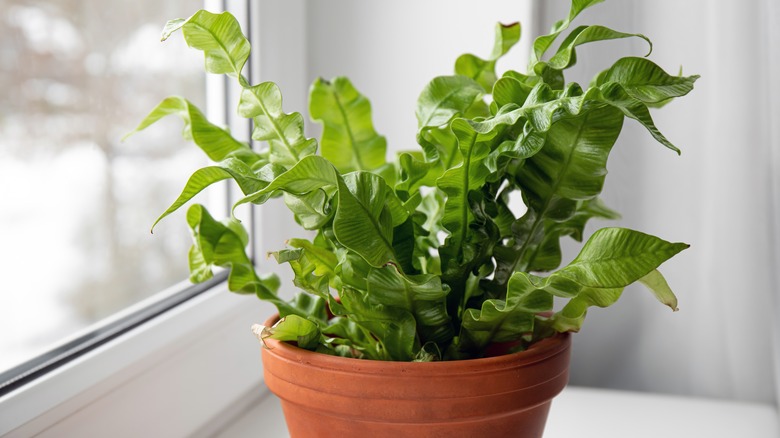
left=0, top=1, right=207, bottom=372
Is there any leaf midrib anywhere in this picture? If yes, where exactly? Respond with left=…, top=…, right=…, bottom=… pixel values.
left=457, top=136, right=477, bottom=249
left=468, top=301, right=511, bottom=348
left=339, top=181, right=397, bottom=266
left=508, top=111, right=592, bottom=279
left=188, top=21, right=243, bottom=77
left=271, top=175, right=335, bottom=196
left=241, top=166, right=334, bottom=205
left=420, top=86, right=475, bottom=128
left=297, top=244, right=338, bottom=277
left=569, top=247, right=678, bottom=269
left=248, top=91, right=301, bottom=163
left=332, top=91, right=365, bottom=171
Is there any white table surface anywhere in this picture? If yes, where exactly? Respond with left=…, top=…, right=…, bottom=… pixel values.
left=215, top=385, right=779, bottom=438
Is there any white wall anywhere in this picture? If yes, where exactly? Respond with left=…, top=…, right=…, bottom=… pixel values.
left=537, top=0, right=778, bottom=404
left=305, top=0, right=534, bottom=153
left=255, top=0, right=779, bottom=405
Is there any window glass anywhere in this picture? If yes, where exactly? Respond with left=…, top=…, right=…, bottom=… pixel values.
left=0, top=1, right=207, bottom=372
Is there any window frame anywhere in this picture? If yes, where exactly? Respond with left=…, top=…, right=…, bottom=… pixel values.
left=0, top=0, right=308, bottom=435
left=0, top=273, right=227, bottom=398
left=0, top=279, right=281, bottom=437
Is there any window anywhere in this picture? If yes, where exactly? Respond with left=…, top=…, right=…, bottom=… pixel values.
left=0, top=1, right=211, bottom=378
left=0, top=1, right=287, bottom=435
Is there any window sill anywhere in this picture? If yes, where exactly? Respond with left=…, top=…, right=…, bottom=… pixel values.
left=218, top=386, right=780, bottom=438
left=0, top=282, right=275, bottom=437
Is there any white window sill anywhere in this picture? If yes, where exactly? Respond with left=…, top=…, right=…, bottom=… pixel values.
left=0, top=282, right=277, bottom=437
left=217, top=386, right=780, bottom=438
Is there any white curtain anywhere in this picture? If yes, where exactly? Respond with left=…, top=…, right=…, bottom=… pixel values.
left=535, top=0, right=779, bottom=405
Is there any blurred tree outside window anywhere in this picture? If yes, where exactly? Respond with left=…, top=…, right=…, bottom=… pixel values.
left=0, top=1, right=208, bottom=372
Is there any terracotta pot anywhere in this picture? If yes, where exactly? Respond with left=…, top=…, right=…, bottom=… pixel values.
left=261, top=314, right=571, bottom=438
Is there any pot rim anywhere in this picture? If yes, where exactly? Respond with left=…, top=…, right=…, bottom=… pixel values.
left=261, top=313, right=571, bottom=375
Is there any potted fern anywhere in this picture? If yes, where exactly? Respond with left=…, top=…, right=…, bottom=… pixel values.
left=127, top=1, right=697, bottom=436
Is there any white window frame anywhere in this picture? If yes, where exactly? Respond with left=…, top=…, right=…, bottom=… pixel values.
left=0, top=282, right=277, bottom=437
left=0, top=1, right=308, bottom=436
